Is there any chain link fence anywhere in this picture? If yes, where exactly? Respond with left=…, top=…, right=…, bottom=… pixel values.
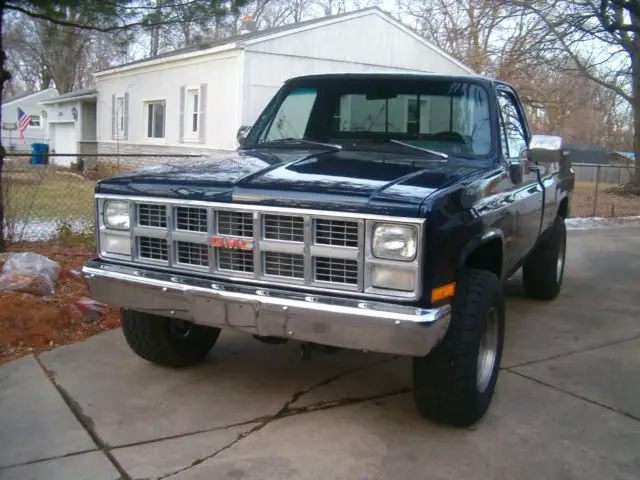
left=2, top=154, right=639, bottom=245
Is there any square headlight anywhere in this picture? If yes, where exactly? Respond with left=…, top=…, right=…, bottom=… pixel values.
left=372, top=224, right=417, bottom=261
left=103, top=200, right=130, bottom=230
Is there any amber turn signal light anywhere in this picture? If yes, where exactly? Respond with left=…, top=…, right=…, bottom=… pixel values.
left=431, top=282, right=456, bottom=303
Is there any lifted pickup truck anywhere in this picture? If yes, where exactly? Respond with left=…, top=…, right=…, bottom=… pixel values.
left=82, top=72, right=574, bottom=427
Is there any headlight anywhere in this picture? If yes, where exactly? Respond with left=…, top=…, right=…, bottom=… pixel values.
left=371, top=265, right=415, bottom=291
left=372, top=224, right=417, bottom=261
left=104, top=200, right=130, bottom=229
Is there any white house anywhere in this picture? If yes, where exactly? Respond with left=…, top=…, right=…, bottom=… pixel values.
left=1, top=87, right=58, bottom=152
left=40, top=87, right=98, bottom=166
left=94, top=7, right=474, bottom=155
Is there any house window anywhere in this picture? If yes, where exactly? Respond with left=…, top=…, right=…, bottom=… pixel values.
left=116, top=96, right=125, bottom=137
left=146, top=100, right=165, bottom=139
left=29, top=115, right=41, bottom=128
left=186, top=88, right=199, bottom=137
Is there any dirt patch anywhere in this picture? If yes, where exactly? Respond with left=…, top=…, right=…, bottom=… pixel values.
left=571, top=186, right=640, bottom=218
left=0, top=243, right=120, bottom=365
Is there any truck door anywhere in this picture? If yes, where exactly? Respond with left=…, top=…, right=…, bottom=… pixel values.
left=496, top=89, right=544, bottom=267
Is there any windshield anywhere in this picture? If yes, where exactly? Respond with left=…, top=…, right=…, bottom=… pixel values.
left=251, top=76, right=494, bottom=159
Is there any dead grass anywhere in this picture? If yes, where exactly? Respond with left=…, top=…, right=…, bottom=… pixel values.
left=0, top=242, right=120, bottom=365
left=571, top=181, right=640, bottom=218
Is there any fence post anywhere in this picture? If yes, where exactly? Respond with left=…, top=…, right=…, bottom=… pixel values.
left=592, top=165, right=601, bottom=217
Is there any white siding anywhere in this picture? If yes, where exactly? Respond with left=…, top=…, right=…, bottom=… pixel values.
left=1, top=89, right=58, bottom=151
left=97, top=52, right=240, bottom=152
left=241, top=13, right=471, bottom=127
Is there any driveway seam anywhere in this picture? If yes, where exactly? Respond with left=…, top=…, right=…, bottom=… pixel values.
left=35, top=356, right=132, bottom=480
left=0, top=448, right=99, bottom=471
left=505, top=369, right=640, bottom=423
left=156, top=356, right=405, bottom=479
left=503, top=333, right=640, bottom=369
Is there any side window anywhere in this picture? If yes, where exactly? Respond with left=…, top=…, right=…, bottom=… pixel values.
left=497, top=91, right=527, bottom=159
left=263, top=88, right=318, bottom=141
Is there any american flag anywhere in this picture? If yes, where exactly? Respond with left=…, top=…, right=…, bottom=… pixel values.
left=17, top=107, right=32, bottom=141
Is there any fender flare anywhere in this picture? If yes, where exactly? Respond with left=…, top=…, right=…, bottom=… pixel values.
left=457, top=229, right=506, bottom=280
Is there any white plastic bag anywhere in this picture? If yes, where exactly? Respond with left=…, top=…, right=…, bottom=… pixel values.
left=0, top=252, right=61, bottom=296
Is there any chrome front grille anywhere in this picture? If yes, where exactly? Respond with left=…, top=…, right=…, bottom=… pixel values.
left=314, top=257, right=358, bottom=285
left=138, top=236, right=168, bottom=261
left=264, top=215, right=304, bottom=242
left=175, top=206, right=207, bottom=232
left=176, top=241, right=209, bottom=267
left=264, top=252, right=305, bottom=279
left=219, top=249, right=254, bottom=273
left=138, top=204, right=167, bottom=228
left=314, top=219, right=358, bottom=247
left=129, top=201, right=373, bottom=292
left=218, top=211, right=253, bottom=237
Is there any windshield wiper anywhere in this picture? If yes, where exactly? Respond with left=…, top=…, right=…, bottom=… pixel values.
left=258, top=138, right=343, bottom=150
left=388, top=139, right=449, bottom=159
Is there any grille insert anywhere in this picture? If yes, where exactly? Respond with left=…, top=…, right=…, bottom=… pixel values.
left=218, top=249, right=254, bottom=273
left=263, top=252, right=304, bottom=279
left=263, top=215, right=304, bottom=242
left=315, top=219, right=358, bottom=247
left=138, top=204, right=167, bottom=228
left=138, top=236, right=168, bottom=261
left=218, top=211, right=253, bottom=237
left=175, top=206, right=208, bottom=232
left=176, top=241, right=209, bottom=267
left=314, top=257, right=358, bottom=285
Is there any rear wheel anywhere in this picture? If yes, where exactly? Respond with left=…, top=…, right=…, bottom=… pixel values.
left=413, top=268, right=505, bottom=427
left=120, top=309, right=221, bottom=367
left=522, top=216, right=566, bottom=300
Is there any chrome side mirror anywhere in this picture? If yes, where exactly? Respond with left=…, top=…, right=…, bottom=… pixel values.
left=528, top=134, right=564, bottom=164
left=236, top=125, right=252, bottom=147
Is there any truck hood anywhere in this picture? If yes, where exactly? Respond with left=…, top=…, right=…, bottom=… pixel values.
left=96, top=148, right=483, bottom=217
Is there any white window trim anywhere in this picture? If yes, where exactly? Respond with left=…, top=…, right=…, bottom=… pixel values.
left=26, top=114, right=42, bottom=129
left=115, top=95, right=125, bottom=139
left=183, top=85, right=200, bottom=142
left=143, top=98, right=167, bottom=144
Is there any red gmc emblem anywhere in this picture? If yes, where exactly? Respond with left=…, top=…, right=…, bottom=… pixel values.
left=209, top=236, right=254, bottom=251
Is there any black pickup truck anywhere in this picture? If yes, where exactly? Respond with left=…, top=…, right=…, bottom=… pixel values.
left=82, top=72, right=574, bottom=427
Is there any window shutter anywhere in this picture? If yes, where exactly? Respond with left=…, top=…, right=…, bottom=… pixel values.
left=179, top=86, right=185, bottom=143
left=111, top=94, right=116, bottom=139
left=123, top=92, right=129, bottom=141
left=199, top=83, right=207, bottom=144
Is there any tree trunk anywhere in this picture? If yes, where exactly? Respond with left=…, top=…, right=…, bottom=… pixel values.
left=634, top=52, right=640, bottom=186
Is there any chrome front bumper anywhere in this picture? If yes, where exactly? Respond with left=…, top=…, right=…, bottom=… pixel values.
left=81, top=259, right=451, bottom=357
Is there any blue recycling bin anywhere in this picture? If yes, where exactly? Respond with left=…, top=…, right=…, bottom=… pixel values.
left=30, top=143, right=49, bottom=165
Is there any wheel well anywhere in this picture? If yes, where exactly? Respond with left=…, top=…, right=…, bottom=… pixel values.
left=464, top=238, right=503, bottom=279
left=558, top=197, right=569, bottom=219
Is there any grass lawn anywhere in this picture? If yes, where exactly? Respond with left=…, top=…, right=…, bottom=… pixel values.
left=5, top=168, right=96, bottom=221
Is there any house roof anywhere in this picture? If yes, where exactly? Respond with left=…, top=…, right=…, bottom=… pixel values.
left=95, top=7, right=473, bottom=76
left=609, top=151, right=635, bottom=162
left=40, top=87, right=97, bottom=105
left=3, top=87, right=58, bottom=106
left=565, top=143, right=609, bottom=165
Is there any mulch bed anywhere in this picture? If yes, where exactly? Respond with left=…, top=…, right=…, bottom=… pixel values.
left=0, top=242, right=120, bottom=365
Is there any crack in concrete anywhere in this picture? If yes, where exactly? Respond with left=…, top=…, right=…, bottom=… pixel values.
left=503, top=333, right=640, bottom=369
left=156, top=355, right=404, bottom=480
left=35, top=356, right=133, bottom=480
left=506, top=370, right=640, bottom=423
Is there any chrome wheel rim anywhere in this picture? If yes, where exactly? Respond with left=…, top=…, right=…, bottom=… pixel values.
left=557, top=239, right=565, bottom=283
left=477, top=307, right=499, bottom=393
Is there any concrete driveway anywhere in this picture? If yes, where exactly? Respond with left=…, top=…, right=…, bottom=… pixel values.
left=1, top=226, right=639, bottom=480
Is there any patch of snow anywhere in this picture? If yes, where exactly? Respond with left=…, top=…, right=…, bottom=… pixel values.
left=566, top=216, right=640, bottom=230
left=5, top=218, right=92, bottom=242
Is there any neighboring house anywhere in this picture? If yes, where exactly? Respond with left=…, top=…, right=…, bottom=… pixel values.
left=1, top=87, right=58, bottom=152
left=608, top=151, right=635, bottom=166
left=40, top=87, right=98, bottom=167
left=94, top=7, right=474, bottom=156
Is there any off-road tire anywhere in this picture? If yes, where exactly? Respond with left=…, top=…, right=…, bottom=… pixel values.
left=522, top=216, right=567, bottom=301
left=120, top=309, right=221, bottom=367
left=413, top=268, right=505, bottom=427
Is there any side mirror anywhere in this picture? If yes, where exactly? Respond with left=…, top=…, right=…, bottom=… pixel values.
left=236, top=125, right=252, bottom=147
left=528, top=134, right=564, bottom=164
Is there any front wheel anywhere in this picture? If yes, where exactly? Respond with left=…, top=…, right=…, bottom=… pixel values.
left=120, top=309, right=221, bottom=367
left=413, top=268, right=505, bottom=427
